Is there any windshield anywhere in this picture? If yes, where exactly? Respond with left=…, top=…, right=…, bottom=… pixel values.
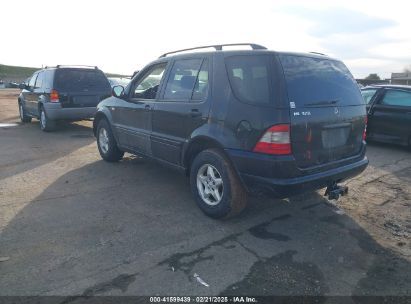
left=108, top=77, right=130, bottom=87
left=279, top=55, right=364, bottom=107
left=54, top=69, right=110, bottom=92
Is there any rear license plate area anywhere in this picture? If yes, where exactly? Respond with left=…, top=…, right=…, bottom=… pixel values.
left=321, top=128, right=349, bottom=148
left=72, top=96, right=98, bottom=106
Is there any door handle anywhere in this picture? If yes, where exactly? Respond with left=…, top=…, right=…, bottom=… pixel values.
left=190, top=109, right=202, bottom=117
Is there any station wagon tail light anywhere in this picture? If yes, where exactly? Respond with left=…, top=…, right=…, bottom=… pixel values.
left=363, top=116, right=368, bottom=141
left=253, top=124, right=291, bottom=155
left=50, top=89, right=59, bottom=102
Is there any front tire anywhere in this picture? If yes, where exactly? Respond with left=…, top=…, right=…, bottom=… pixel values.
left=190, top=149, right=248, bottom=219
left=96, top=119, right=124, bottom=162
left=39, top=106, right=56, bottom=132
left=18, top=101, right=32, bottom=123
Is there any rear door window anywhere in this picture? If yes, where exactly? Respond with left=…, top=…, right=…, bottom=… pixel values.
left=192, top=59, right=209, bottom=101
left=381, top=90, right=411, bottom=107
left=163, top=59, right=203, bottom=101
left=279, top=55, right=363, bottom=107
left=225, top=55, right=272, bottom=104
left=54, top=69, right=110, bottom=91
left=361, top=89, right=378, bottom=104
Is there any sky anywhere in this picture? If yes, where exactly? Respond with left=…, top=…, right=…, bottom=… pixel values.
left=1, top=0, right=410, bottom=79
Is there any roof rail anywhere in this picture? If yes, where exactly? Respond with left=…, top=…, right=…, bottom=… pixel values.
left=53, top=65, right=99, bottom=69
left=309, top=52, right=327, bottom=56
left=159, top=43, right=267, bottom=58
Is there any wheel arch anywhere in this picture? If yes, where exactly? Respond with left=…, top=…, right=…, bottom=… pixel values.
left=93, top=111, right=109, bottom=136
left=18, top=96, right=26, bottom=107
left=93, top=106, right=115, bottom=135
left=183, top=136, right=234, bottom=176
left=37, top=101, right=44, bottom=112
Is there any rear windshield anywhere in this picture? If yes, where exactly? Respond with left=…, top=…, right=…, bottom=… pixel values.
left=54, top=69, right=110, bottom=91
left=225, top=55, right=273, bottom=104
left=279, top=55, right=364, bottom=107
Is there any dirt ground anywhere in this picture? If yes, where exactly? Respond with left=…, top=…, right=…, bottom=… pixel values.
left=0, top=89, right=410, bottom=297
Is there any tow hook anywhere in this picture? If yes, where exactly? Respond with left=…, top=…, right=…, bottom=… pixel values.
left=325, top=183, right=348, bottom=200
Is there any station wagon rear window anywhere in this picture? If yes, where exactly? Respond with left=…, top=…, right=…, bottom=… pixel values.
left=54, top=69, right=110, bottom=91
left=279, top=55, right=364, bottom=107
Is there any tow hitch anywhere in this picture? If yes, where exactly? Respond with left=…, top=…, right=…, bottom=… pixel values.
left=325, top=183, right=348, bottom=200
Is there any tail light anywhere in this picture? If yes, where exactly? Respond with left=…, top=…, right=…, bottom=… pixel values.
left=363, top=116, right=368, bottom=141
left=253, top=124, right=291, bottom=155
left=50, top=89, right=59, bottom=102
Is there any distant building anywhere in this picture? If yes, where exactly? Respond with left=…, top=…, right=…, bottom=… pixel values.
left=391, top=72, right=411, bottom=85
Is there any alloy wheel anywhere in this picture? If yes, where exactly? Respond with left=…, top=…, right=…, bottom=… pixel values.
left=40, top=110, right=46, bottom=129
left=196, top=164, right=224, bottom=206
left=99, top=127, right=110, bottom=154
left=19, top=104, right=24, bottom=120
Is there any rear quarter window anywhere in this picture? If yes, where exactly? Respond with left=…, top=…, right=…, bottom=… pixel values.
left=34, top=72, right=44, bottom=89
left=28, top=73, right=38, bottom=89
left=279, top=55, right=364, bottom=107
left=54, top=69, right=110, bottom=92
left=361, top=89, right=378, bottom=104
left=225, top=55, right=273, bottom=105
left=43, top=70, right=54, bottom=90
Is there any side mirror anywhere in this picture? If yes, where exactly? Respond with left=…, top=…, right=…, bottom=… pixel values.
left=19, top=83, right=27, bottom=90
left=112, top=85, right=125, bottom=98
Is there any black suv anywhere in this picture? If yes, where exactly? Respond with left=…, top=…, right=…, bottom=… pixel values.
left=18, top=65, right=111, bottom=131
left=361, top=85, right=411, bottom=147
left=93, top=44, right=368, bottom=218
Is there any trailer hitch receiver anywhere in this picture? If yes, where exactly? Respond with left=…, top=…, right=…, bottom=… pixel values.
left=325, top=183, right=348, bottom=200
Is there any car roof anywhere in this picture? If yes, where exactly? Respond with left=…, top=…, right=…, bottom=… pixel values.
left=362, top=84, right=411, bottom=90
left=152, top=49, right=342, bottom=67
left=156, top=43, right=340, bottom=60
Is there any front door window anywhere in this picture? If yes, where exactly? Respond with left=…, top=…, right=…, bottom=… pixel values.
left=132, top=64, right=167, bottom=99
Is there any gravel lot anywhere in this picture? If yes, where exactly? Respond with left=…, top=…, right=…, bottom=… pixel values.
left=0, top=89, right=410, bottom=297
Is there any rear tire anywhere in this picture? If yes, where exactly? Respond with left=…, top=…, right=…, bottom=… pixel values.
left=190, top=148, right=248, bottom=219
left=39, top=106, right=56, bottom=132
left=96, top=119, right=124, bottom=162
left=18, top=101, right=32, bottom=123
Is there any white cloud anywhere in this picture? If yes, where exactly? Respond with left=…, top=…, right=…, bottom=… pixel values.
left=370, top=41, right=411, bottom=60
left=345, top=58, right=404, bottom=78
left=0, top=0, right=410, bottom=78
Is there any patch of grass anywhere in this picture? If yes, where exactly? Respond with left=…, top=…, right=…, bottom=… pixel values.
left=0, top=64, right=40, bottom=82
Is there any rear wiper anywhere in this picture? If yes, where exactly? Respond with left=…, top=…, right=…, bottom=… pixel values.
left=305, top=99, right=340, bottom=107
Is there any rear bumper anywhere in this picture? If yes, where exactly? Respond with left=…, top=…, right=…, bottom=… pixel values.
left=43, top=103, right=96, bottom=120
left=225, top=149, right=368, bottom=198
